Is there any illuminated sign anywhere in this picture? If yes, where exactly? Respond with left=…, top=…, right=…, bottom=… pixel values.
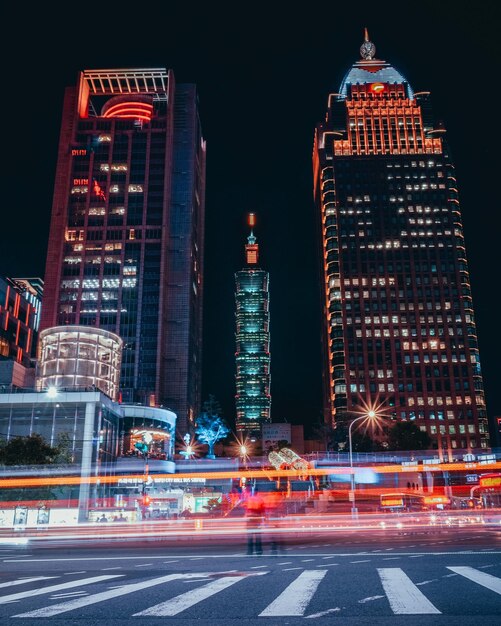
left=73, top=178, right=88, bottom=185
left=423, top=495, right=450, bottom=505
left=72, top=149, right=87, bottom=156
left=369, top=82, right=386, bottom=94
left=479, top=475, right=501, bottom=488
left=381, top=497, right=404, bottom=507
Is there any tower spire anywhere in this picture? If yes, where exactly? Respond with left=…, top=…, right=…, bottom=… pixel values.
left=360, top=27, right=376, bottom=60
left=245, top=212, right=259, bottom=265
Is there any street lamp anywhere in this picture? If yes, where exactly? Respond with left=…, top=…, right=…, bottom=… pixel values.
left=348, top=409, right=377, bottom=518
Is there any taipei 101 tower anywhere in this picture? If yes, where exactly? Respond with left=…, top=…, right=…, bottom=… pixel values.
left=234, top=214, right=271, bottom=436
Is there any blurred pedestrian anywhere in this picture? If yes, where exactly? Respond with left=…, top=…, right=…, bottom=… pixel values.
left=265, top=487, right=285, bottom=555
left=244, top=486, right=265, bottom=555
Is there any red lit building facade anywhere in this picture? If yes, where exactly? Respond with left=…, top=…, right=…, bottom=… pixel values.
left=313, top=34, right=489, bottom=452
left=0, top=277, right=42, bottom=389
left=40, top=69, right=206, bottom=432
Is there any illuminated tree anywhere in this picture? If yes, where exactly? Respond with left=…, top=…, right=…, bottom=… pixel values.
left=195, top=405, right=230, bottom=459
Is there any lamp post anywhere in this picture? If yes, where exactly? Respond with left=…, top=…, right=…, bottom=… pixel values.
left=348, top=410, right=376, bottom=518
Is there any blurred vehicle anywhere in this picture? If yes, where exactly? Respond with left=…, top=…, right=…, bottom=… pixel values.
left=379, top=492, right=450, bottom=513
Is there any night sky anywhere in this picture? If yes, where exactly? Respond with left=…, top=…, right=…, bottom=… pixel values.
left=2, top=2, right=500, bottom=436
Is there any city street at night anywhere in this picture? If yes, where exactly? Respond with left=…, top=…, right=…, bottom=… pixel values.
left=1, top=523, right=500, bottom=625
left=2, top=3, right=501, bottom=626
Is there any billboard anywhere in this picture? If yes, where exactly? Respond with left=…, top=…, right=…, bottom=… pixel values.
left=262, top=423, right=291, bottom=453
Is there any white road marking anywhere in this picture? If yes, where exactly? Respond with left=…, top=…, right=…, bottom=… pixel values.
left=350, top=560, right=370, bottom=563
left=416, top=579, right=437, bottom=586
left=305, top=607, right=341, bottom=618
left=447, top=566, right=501, bottom=594
left=377, top=568, right=441, bottom=614
left=0, top=577, right=56, bottom=589
left=133, top=575, right=247, bottom=616
left=12, top=573, right=200, bottom=618
left=1, top=575, right=122, bottom=606
left=259, top=570, right=326, bottom=616
left=359, top=595, right=384, bottom=603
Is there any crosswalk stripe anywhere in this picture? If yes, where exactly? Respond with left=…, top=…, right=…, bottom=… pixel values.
left=0, top=577, right=56, bottom=590
left=1, top=575, right=122, bottom=606
left=134, top=575, right=246, bottom=616
left=377, top=569, right=441, bottom=614
left=447, top=566, right=501, bottom=594
left=259, top=570, right=327, bottom=616
left=12, top=573, right=208, bottom=618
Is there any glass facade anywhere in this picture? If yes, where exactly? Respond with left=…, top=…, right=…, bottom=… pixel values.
left=37, top=326, right=122, bottom=401
left=235, top=219, right=271, bottom=435
left=313, top=36, right=489, bottom=451
left=40, top=69, right=206, bottom=433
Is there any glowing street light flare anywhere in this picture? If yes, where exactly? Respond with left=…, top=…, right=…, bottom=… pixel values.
left=348, top=408, right=381, bottom=519
left=46, top=386, right=58, bottom=398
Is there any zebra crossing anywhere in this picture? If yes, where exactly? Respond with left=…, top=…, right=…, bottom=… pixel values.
left=0, top=565, right=499, bottom=618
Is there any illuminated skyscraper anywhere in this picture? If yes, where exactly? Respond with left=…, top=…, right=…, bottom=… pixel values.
left=313, top=32, right=489, bottom=451
left=235, top=214, right=271, bottom=435
left=40, top=68, right=206, bottom=432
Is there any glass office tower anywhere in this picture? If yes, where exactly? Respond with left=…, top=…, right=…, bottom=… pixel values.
left=235, top=214, right=271, bottom=436
left=313, top=32, right=489, bottom=451
left=40, top=68, right=206, bottom=432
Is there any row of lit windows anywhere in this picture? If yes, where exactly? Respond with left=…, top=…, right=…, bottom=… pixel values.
left=353, top=329, right=452, bottom=342
left=398, top=206, right=448, bottom=214
left=427, top=424, right=476, bottom=435
left=99, top=163, right=128, bottom=172
left=344, top=287, right=450, bottom=300
left=408, top=396, right=478, bottom=407
left=397, top=410, right=470, bottom=420
left=345, top=314, right=466, bottom=325
left=346, top=242, right=452, bottom=251
left=71, top=184, right=143, bottom=194
left=60, top=278, right=137, bottom=289
left=386, top=161, right=437, bottom=168
left=344, top=302, right=453, bottom=313
left=349, top=368, right=471, bottom=380
left=346, top=380, right=467, bottom=394
left=387, top=171, right=444, bottom=179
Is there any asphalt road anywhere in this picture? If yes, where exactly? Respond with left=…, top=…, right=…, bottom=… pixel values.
left=1, top=527, right=500, bottom=625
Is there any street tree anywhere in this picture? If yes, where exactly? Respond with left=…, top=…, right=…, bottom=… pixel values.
left=386, top=421, right=431, bottom=451
left=0, top=433, right=60, bottom=466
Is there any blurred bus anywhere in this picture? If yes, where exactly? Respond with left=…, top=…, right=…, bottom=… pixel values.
left=379, top=492, right=450, bottom=513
